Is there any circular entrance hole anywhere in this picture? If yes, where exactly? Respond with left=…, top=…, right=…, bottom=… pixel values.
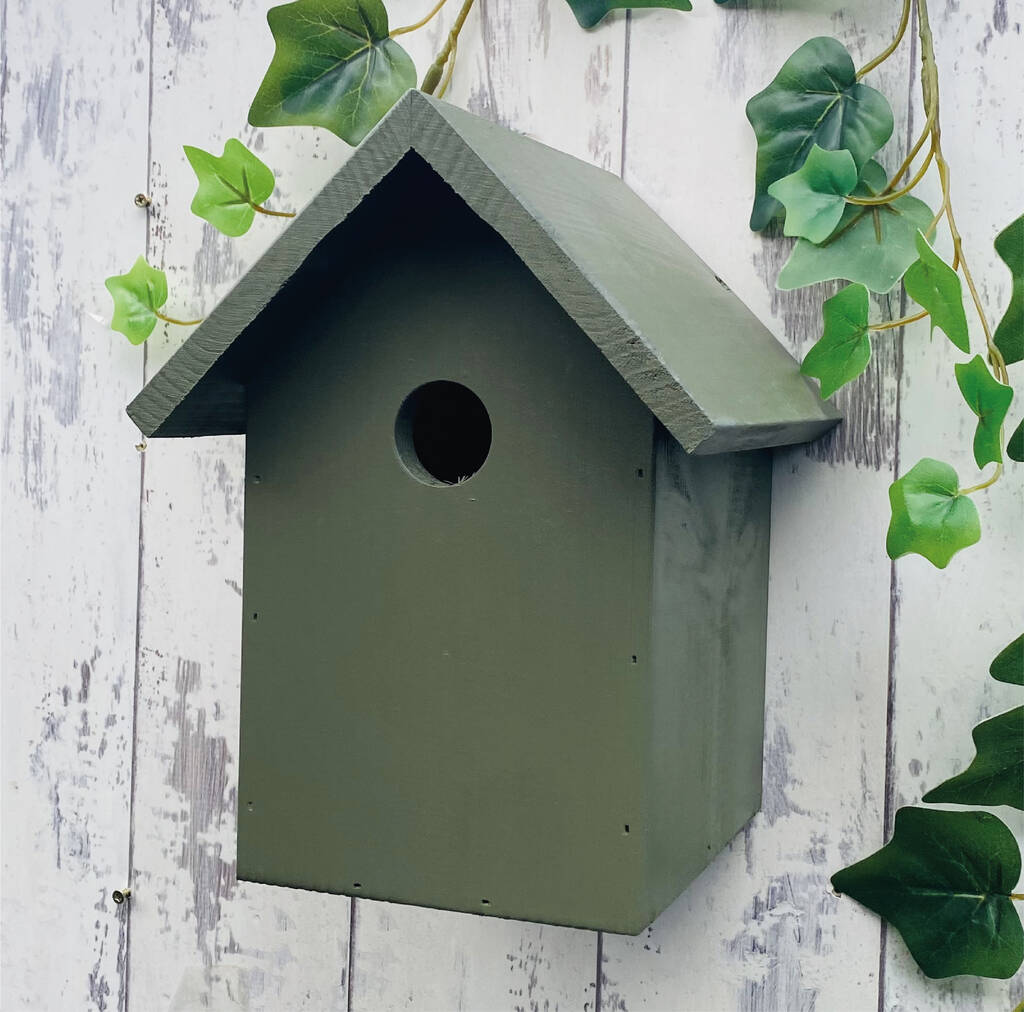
left=395, top=381, right=492, bottom=486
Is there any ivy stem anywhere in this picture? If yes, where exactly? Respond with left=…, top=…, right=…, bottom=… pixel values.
left=154, top=309, right=203, bottom=326
left=869, top=309, right=929, bottom=332
left=915, top=0, right=1008, bottom=385
left=1011, top=893, right=1024, bottom=901
left=252, top=203, right=296, bottom=219
left=915, top=0, right=1011, bottom=498
left=437, top=35, right=458, bottom=98
left=960, top=462, right=1003, bottom=496
left=857, top=0, right=912, bottom=78
left=846, top=146, right=935, bottom=206
left=391, top=0, right=450, bottom=37
left=883, top=106, right=937, bottom=193
left=420, top=0, right=476, bottom=95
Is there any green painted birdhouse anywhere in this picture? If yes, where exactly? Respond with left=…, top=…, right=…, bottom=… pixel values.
left=128, top=91, right=838, bottom=934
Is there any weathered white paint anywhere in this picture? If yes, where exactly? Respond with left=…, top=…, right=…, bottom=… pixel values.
left=2, top=0, right=1021, bottom=1009
left=600, top=4, right=910, bottom=1009
left=881, top=3, right=1024, bottom=1009
left=125, top=1, right=353, bottom=1008
left=1, top=1, right=150, bottom=1008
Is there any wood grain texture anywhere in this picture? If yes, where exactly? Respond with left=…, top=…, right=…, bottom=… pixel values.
left=124, top=1, right=352, bottom=1008
left=1, top=1, right=149, bottom=1008
left=6, top=0, right=1022, bottom=1008
left=600, top=462, right=896, bottom=1011
left=621, top=0, right=913, bottom=472
left=601, top=2, right=915, bottom=1008
left=880, top=1, right=1024, bottom=1007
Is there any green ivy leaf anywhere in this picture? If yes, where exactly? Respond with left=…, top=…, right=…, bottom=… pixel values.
left=994, top=214, right=1024, bottom=366
left=746, top=37, right=894, bottom=232
left=886, top=458, right=981, bottom=568
left=777, top=162, right=934, bottom=294
left=955, top=355, right=1014, bottom=468
left=800, top=283, right=871, bottom=398
left=903, top=231, right=970, bottom=353
left=831, top=807, right=1024, bottom=979
left=991, top=634, right=1023, bottom=686
left=767, top=145, right=858, bottom=244
left=565, top=0, right=691, bottom=30
left=922, top=708, right=1024, bottom=809
left=184, top=139, right=277, bottom=237
left=104, top=256, right=167, bottom=345
left=1008, top=418, right=1024, bottom=463
left=248, top=0, right=417, bottom=146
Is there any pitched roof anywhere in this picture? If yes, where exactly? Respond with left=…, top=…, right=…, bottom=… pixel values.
left=127, top=89, right=839, bottom=453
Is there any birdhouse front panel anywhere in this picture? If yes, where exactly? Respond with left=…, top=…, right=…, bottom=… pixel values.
left=236, top=176, right=660, bottom=932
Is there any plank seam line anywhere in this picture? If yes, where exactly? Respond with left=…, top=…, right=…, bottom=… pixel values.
left=0, top=1, right=9, bottom=165
left=346, top=897, right=357, bottom=1010
left=122, top=2, right=158, bottom=1008
left=618, top=10, right=632, bottom=181
left=877, top=10, right=917, bottom=1009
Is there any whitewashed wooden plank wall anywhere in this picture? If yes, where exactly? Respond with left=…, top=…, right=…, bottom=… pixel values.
left=2, top=2, right=150, bottom=1009
left=2, top=0, right=1021, bottom=1008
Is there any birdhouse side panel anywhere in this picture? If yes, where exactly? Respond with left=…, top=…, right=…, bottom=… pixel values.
left=643, top=428, right=772, bottom=919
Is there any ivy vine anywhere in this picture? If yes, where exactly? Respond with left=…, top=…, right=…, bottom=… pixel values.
left=105, top=0, right=1023, bottom=982
left=747, top=0, right=1023, bottom=981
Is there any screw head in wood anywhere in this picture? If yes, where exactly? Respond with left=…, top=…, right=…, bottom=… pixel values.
left=133, top=193, right=152, bottom=208
left=112, top=887, right=132, bottom=904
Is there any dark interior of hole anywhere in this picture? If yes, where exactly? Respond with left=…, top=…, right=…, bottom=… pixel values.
left=407, top=381, right=491, bottom=484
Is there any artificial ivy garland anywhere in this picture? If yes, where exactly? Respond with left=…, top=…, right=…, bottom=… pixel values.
left=744, top=2, right=1022, bottom=975
left=105, top=0, right=1024, bottom=981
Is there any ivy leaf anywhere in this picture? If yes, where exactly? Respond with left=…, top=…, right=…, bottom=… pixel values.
left=565, top=0, right=691, bottom=30
left=831, top=807, right=1024, bottom=979
left=248, top=0, right=417, bottom=146
left=991, top=634, right=1023, bottom=686
left=955, top=355, right=1014, bottom=468
left=767, top=145, right=858, bottom=244
left=1008, top=418, right=1024, bottom=463
left=922, top=708, right=1024, bottom=810
left=746, top=37, right=894, bottom=231
left=778, top=162, right=934, bottom=294
left=800, top=283, right=871, bottom=397
left=886, top=458, right=981, bottom=568
left=104, top=256, right=167, bottom=345
left=993, top=214, right=1024, bottom=366
left=184, top=140, right=276, bottom=237
left=903, top=231, right=970, bottom=353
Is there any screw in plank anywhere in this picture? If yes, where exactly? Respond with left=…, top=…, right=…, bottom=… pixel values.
left=133, top=193, right=152, bottom=208
left=111, top=888, right=132, bottom=905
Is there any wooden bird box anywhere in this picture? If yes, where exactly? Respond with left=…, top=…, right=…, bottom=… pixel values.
left=128, top=91, right=839, bottom=934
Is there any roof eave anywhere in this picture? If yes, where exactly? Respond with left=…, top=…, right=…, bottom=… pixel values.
left=127, top=90, right=842, bottom=453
